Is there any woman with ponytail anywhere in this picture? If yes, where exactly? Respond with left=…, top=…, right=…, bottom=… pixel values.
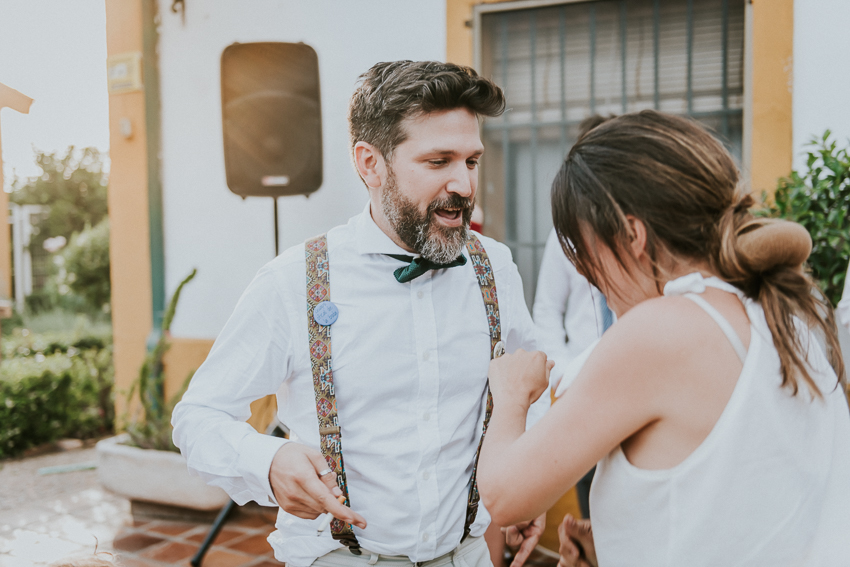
left=477, top=111, right=850, bottom=566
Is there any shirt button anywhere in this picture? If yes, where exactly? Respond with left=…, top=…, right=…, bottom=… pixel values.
left=422, top=351, right=430, bottom=361
left=417, top=290, right=424, bottom=299
left=422, top=412, right=430, bottom=421
left=422, top=533, right=429, bottom=542
left=422, top=471, right=430, bottom=480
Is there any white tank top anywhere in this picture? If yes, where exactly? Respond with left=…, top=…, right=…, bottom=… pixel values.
left=589, top=273, right=850, bottom=566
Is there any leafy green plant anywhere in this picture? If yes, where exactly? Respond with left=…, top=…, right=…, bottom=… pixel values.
left=0, top=340, right=114, bottom=459
left=10, top=147, right=108, bottom=243
left=57, top=219, right=111, bottom=311
left=124, top=269, right=197, bottom=452
left=768, top=131, right=850, bottom=306
left=9, top=147, right=111, bottom=316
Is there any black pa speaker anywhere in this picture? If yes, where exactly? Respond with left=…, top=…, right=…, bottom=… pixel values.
left=221, top=42, right=322, bottom=198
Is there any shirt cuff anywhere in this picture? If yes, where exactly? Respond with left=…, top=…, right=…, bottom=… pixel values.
left=236, top=433, right=290, bottom=506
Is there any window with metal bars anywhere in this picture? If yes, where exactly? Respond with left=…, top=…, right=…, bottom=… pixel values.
left=476, top=0, right=745, bottom=307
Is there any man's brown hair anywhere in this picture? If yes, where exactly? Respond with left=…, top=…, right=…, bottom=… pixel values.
left=348, top=60, right=506, bottom=164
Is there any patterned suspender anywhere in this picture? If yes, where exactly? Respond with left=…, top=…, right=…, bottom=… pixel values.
left=461, top=234, right=502, bottom=542
left=304, top=233, right=501, bottom=554
left=305, top=234, right=361, bottom=554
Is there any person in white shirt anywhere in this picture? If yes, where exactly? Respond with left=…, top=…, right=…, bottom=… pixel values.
left=533, top=228, right=609, bottom=388
left=532, top=116, right=615, bottom=521
left=532, top=228, right=610, bottom=521
left=172, top=60, right=549, bottom=567
left=477, top=111, right=850, bottom=566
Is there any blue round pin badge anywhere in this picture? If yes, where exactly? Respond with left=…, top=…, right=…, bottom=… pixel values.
left=314, top=301, right=339, bottom=326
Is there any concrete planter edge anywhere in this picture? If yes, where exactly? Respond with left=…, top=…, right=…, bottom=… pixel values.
left=95, top=433, right=230, bottom=511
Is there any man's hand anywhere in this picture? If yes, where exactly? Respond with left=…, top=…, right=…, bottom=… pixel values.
left=503, top=513, right=546, bottom=567
left=557, top=514, right=596, bottom=567
left=269, top=443, right=367, bottom=529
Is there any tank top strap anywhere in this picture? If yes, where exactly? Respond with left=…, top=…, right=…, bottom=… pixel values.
left=683, top=292, right=748, bottom=364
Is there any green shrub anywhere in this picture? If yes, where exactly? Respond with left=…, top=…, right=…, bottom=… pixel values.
left=124, top=269, right=196, bottom=452
left=768, top=131, right=850, bottom=306
left=57, top=219, right=110, bottom=312
left=0, top=330, right=113, bottom=459
left=0, top=310, right=25, bottom=336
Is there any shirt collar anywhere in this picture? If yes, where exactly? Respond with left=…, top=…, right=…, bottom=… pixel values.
left=354, top=201, right=421, bottom=257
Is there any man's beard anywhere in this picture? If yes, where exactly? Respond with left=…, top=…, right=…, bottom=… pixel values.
left=381, top=168, right=473, bottom=264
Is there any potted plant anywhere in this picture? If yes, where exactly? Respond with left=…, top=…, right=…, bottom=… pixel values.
left=766, top=130, right=850, bottom=376
left=96, top=269, right=229, bottom=510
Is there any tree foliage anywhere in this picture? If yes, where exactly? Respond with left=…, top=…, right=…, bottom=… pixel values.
left=768, top=131, right=850, bottom=306
left=59, top=219, right=111, bottom=311
left=10, top=146, right=108, bottom=241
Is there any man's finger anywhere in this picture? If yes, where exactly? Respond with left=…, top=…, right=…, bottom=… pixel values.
left=303, top=476, right=367, bottom=529
left=504, top=525, right=523, bottom=547
left=509, top=532, right=538, bottom=567
left=306, top=451, right=341, bottom=494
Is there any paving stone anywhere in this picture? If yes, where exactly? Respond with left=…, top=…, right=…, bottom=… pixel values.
left=226, top=533, right=273, bottom=555
left=112, top=532, right=166, bottom=552
left=0, top=446, right=280, bottom=566
left=116, top=557, right=164, bottom=567
left=140, top=540, right=200, bottom=562
left=198, top=549, right=257, bottom=567
left=228, top=515, right=272, bottom=529
left=147, top=521, right=198, bottom=537
left=185, top=527, right=243, bottom=546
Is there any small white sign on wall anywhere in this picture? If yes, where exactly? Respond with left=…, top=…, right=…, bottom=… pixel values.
left=107, top=52, right=143, bottom=94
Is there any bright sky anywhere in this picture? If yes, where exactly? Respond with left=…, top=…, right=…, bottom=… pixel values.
left=0, top=0, right=109, bottom=191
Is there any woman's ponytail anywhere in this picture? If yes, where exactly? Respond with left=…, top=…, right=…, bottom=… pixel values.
left=713, top=189, right=845, bottom=396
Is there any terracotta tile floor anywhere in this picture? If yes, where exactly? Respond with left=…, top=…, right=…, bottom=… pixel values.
left=110, top=508, right=280, bottom=567
left=0, top=445, right=280, bottom=567
left=0, top=445, right=559, bottom=567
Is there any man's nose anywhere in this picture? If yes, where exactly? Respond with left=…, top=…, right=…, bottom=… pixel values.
left=446, top=163, right=474, bottom=198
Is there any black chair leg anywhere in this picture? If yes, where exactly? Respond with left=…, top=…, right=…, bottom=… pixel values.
left=190, top=499, right=236, bottom=567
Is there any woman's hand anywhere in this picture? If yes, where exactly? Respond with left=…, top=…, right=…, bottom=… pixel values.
left=488, top=349, right=553, bottom=409
left=558, top=514, right=597, bottom=567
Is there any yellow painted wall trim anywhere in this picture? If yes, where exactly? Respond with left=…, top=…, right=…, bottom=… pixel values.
left=749, top=0, right=793, bottom=198
left=0, top=83, right=34, bottom=300
left=447, top=0, right=512, bottom=67
left=105, top=0, right=152, bottom=421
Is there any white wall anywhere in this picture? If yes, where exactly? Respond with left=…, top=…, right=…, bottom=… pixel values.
left=158, top=0, right=446, bottom=338
left=792, top=0, right=850, bottom=171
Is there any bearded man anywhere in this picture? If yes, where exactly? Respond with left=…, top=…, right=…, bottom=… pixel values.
left=172, top=60, right=550, bottom=567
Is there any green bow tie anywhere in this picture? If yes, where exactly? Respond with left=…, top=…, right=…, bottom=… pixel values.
left=386, top=253, right=468, bottom=283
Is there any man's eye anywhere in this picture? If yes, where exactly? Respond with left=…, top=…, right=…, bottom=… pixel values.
left=429, top=160, right=447, bottom=166
left=467, top=160, right=479, bottom=168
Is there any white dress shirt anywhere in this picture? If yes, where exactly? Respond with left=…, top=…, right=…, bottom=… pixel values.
left=172, top=203, right=549, bottom=567
left=532, top=229, right=610, bottom=386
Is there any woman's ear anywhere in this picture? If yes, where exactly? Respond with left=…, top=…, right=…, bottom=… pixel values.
left=354, top=141, right=386, bottom=189
left=625, top=215, right=648, bottom=258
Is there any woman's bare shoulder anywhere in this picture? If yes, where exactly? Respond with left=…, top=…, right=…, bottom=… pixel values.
left=577, top=296, right=708, bottom=397
left=607, top=295, right=704, bottom=353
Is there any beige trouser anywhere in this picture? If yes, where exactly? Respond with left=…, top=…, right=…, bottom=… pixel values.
left=311, top=536, right=492, bottom=567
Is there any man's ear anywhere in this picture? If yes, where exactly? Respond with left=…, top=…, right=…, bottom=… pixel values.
left=354, top=141, right=386, bottom=189
left=625, top=215, right=648, bottom=258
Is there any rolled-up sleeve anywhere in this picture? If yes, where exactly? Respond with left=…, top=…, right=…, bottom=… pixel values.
left=172, top=265, right=294, bottom=507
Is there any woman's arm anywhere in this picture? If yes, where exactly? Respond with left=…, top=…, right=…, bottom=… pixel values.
left=479, top=300, right=678, bottom=526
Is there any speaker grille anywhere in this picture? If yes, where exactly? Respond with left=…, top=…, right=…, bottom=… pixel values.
left=221, top=42, right=322, bottom=197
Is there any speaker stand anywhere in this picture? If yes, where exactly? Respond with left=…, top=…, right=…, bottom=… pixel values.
left=273, top=197, right=279, bottom=257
